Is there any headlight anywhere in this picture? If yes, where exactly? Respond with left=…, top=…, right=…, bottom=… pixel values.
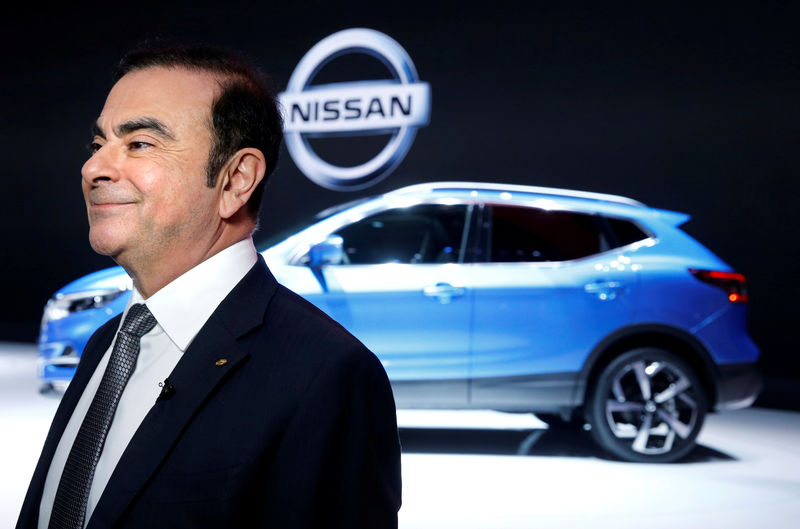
left=43, top=289, right=127, bottom=323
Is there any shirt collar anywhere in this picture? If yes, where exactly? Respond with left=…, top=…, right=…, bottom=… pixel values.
left=126, top=238, right=259, bottom=352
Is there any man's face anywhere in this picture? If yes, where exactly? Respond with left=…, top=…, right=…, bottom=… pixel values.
left=82, top=66, right=221, bottom=270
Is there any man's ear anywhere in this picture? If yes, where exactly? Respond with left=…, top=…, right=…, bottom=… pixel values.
left=217, top=148, right=266, bottom=220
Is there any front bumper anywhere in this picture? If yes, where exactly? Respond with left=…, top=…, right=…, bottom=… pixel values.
left=715, top=362, right=762, bottom=410
left=37, top=341, right=79, bottom=385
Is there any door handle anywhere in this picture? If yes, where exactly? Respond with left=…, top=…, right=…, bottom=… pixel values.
left=584, top=280, right=624, bottom=301
left=423, top=283, right=465, bottom=304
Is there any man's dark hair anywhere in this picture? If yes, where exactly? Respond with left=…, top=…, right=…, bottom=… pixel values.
left=114, top=41, right=283, bottom=219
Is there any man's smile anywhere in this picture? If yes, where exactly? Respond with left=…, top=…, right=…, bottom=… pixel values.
left=88, top=189, right=138, bottom=208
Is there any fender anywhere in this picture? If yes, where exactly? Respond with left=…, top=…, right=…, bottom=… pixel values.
left=572, top=323, right=719, bottom=409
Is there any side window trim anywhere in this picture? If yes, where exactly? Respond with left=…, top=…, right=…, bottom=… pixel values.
left=457, top=203, right=474, bottom=264
left=463, top=202, right=489, bottom=264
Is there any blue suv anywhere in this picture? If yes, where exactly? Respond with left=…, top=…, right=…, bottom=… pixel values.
left=38, top=182, right=761, bottom=462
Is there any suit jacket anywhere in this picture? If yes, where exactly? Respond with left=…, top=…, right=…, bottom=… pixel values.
left=17, top=256, right=402, bottom=528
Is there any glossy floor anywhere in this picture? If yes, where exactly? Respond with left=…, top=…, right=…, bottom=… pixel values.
left=2, top=343, right=798, bottom=528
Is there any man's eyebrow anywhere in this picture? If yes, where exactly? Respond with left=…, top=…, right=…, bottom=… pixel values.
left=115, top=117, right=176, bottom=140
left=91, top=117, right=176, bottom=141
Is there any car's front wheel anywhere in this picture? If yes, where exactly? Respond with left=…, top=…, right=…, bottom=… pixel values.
left=586, top=347, right=707, bottom=462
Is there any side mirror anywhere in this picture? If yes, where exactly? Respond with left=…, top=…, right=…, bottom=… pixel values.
left=308, top=235, right=344, bottom=267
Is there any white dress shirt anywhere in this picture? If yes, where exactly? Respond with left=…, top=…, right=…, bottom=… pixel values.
left=39, top=238, right=258, bottom=529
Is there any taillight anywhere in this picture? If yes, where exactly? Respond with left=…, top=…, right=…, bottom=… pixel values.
left=689, top=269, right=749, bottom=303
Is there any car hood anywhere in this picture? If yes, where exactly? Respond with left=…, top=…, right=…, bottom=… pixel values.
left=56, top=265, right=132, bottom=296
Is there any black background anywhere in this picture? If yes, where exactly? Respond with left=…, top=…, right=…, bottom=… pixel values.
left=1, top=2, right=797, bottom=401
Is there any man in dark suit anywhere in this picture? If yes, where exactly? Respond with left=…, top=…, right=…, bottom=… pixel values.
left=17, top=43, right=401, bottom=529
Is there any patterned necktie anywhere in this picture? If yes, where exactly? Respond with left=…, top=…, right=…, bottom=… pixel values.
left=49, top=303, right=157, bottom=529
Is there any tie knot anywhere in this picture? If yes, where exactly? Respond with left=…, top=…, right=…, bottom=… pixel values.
left=121, top=303, right=157, bottom=337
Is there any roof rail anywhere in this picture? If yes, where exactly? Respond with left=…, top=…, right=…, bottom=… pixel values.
left=388, top=181, right=646, bottom=207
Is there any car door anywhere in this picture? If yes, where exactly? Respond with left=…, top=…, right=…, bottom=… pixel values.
left=301, top=202, right=474, bottom=407
left=467, top=203, right=640, bottom=409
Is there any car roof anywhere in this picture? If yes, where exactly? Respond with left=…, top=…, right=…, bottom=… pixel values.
left=386, top=181, right=646, bottom=207
left=381, top=181, right=690, bottom=227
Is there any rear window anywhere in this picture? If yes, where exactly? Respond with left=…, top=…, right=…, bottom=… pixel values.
left=488, top=206, right=606, bottom=262
left=606, top=217, right=649, bottom=246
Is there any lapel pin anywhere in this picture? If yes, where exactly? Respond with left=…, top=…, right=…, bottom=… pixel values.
left=156, top=378, right=175, bottom=402
left=215, top=358, right=228, bottom=367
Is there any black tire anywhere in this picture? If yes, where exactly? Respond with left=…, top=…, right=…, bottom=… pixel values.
left=535, top=413, right=577, bottom=430
left=586, top=347, right=707, bottom=463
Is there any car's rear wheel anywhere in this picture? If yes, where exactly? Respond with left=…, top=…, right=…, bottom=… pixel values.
left=586, top=347, right=707, bottom=462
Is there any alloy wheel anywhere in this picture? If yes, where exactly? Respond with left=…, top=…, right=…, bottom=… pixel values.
left=588, top=348, right=707, bottom=462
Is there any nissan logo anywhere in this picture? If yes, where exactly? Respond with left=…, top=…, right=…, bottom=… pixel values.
left=279, top=28, right=431, bottom=190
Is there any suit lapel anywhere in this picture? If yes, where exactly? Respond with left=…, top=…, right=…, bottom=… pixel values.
left=86, top=257, right=277, bottom=529
left=16, top=316, right=119, bottom=528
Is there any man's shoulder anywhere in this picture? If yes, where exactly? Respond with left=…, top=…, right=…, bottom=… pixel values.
left=221, top=259, right=386, bottom=381
left=232, top=281, right=392, bottom=407
left=266, top=283, right=368, bottom=353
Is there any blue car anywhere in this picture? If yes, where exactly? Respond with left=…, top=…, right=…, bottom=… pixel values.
left=38, top=182, right=760, bottom=462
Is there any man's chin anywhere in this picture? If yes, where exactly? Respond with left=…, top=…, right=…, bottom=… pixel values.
left=88, top=232, right=125, bottom=259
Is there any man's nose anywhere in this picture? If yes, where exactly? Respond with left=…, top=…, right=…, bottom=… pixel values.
left=82, top=144, right=121, bottom=186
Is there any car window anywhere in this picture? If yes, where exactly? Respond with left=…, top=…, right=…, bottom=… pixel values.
left=605, top=217, right=649, bottom=246
left=333, top=204, right=469, bottom=265
left=488, top=205, right=607, bottom=262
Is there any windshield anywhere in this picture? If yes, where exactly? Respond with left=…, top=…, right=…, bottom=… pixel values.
left=253, top=196, right=373, bottom=250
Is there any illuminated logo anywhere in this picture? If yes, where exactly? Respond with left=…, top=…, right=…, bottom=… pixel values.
left=279, top=28, right=431, bottom=190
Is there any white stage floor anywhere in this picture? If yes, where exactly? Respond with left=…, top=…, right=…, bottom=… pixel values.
left=2, top=342, right=799, bottom=528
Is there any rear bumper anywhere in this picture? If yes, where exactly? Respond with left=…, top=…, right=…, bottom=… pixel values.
left=715, top=362, right=762, bottom=410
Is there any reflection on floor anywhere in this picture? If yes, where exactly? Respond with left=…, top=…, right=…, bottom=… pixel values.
left=2, top=343, right=799, bottom=529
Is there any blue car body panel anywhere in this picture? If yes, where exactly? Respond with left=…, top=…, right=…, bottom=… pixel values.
left=307, top=264, right=472, bottom=382
left=469, top=254, right=638, bottom=378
